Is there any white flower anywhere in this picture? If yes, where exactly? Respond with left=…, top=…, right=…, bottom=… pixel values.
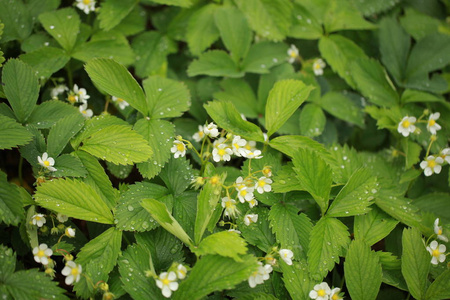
left=73, top=84, right=90, bottom=103
left=79, top=103, right=93, bottom=118
left=33, top=243, right=53, bottom=265
left=221, top=197, right=238, bottom=218
left=112, top=96, right=130, bottom=110
left=434, top=218, right=448, bottom=242
left=244, top=214, right=258, bottom=226
left=255, top=176, right=272, bottom=194
left=313, top=59, right=326, bottom=76
left=244, top=149, right=263, bottom=159
left=193, top=125, right=205, bottom=142
left=248, top=198, right=258, bottom=208
left=176, top=264, right=187, bottom=280
left=287, top=44, right=299, bottom=64
left=235, top=176, right=253, bottom=189
left=65, top=227, right=76, bottom=238
left=232, top=136, right=248, bottom=157
left=75, top=0, right=96, bottom=14
left=426, top=240, right=446, bottom=265
left=330, top=288, right=343, bottom=300
left=50, top=84, right=68, bottom=99
left=427, top=112, right=441, bottom=135
left=262, top=166, right=272, bottom=177
left=420, top=156, right=444, bottom=176
left=248, top=262, right=273, bottom=288
left=279, top=249, right=294, bottom=265
left=397, top=116, right=416, bottom=137
left=61, top=261, right=82, bottom=285
left=56, top=213, right=68, bottom=223
left=203, top=122, right=219, bottom=138
left=440, top=148, right=450, bottom=164
left=228, top=228, right=241, bottom=234
left=171, top=140, right=186, bottom=158
left=237, top=186, right=255, bottom=203
left=156, top=271, right=178, bottom=298
left=32, top=214, right=46, bottom=227
left=309, top=282, right=331, bottom=300
left=38, top=152, right=57, bottom=172
left=212, top=143, right=233, bottom=162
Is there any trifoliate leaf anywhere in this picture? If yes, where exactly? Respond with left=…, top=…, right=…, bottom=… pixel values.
left=265, top=79, right=314, bottom=137
left=39, top=8, right=80, bottom=52
left=186, top=4, right=219, bottom=56
left=0, top=115, right=32, bottom=150
left=173, top=255, right=259, bottom=300
left=2, top=59, right=40, bottom=123
left=35, top=178, right=114, bottom=224
left=193, top=231, right=248, bottom=262
left=308, top=217, right=350, bottom=281
left=299, top=103, right=326, bottom=137
left=98, top=0, right=137, bottom=31
left=20, top=47, right=70, bottom=79
left=80, top=125, right=153, bottom=165
left=47, top=113, right=85, bottom=157
left=344, top=240, right=382, bottom=300
left=0, top=171, right=24, bottom=226
left=401, top=227, right=430, bottom=300
left=354, top=206, right=398, bottom=246
left=281, top=260, right=314, bottom=300
left=269, top=203, right=313, bottom=259
left=188, top=50, right=243, bottom=78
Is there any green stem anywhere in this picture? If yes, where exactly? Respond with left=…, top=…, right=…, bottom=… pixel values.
left=66, top=63, right=74, bottom=88
left=18, top=156, right=23, bottom=186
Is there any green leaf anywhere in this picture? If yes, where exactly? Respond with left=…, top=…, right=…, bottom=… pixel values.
left=401, top=89, right=448, bottom=106
left=135, top=119, right=174, bottom=179
left=194, top=172, right=224, bottom=245
left=132, top=31, right=172, bottom=78
left=0, top=244, right=16, bottom=280
left=35, top=178, right=114, bottom=224
left=39, top=8, right=80, bottom=52
left=118, top=244, right=164, bottom=300
left=52, top=154, right=88, bottom=178
left=27, top=100, right=79, bottom=129
left=79, top=125, right=153, bottom=165
left=186, top=4, right=219, bottom=56
left=265, top=79, right=314, bottom=137
left=2, top=59, right=40, bottom=123
left=375, top=190, right=422, bottom=229
left=214, top=6, right=252, bottom=62
left=0, top=171, right=24, bottom=226
left=299, top=103, right=326, bottom=137
left=308, top=217, right=350, bottom=280
left=143, top=76, right=191, bottom=119
left=235, top=0, right=292, bottom=41
left=319, top=34, right=367, bottom=88
left=141, top=198, right=193, bottom=247
left=193, top=231, right=248, bottom=262
left=293, top=149, right=332, bottom=215
left=47, top=113, right=85, bottom=157
left=317, top=92, right=365, bottom=128
left=413, top=193, right=450, bottom=224
left=400, top=8, right=441, bottom=41
left=350, top=0, right=400, bottom=16
left=289, top=3, right=323, bottom=39
left=98, top=0, right=137, bottom=31
left=0, top=0, right=32, bottom=43
left=241, top=42, right=288, bottom=74
left=237, top=207, right=276, bottom=252
left=281, top=260, right=313, bottom=300
left=74, top=150, right=117, bottom=209
left=327, top=168, right=377, bottom=217
left=150, top=0, right=192, bottom=7
left=324, top=0, right=376, bottom=33
left=20, top=47, right=70, bottom=79
left=106, top=161, right=133, bottom=179
left=187, top=50, right=243, bottom=78
left=269, top=203, right=313, bottom=259
left=354, top=206, right=399, bottom=246
left=425, top=269, right=450, bottom=300
left=401, top=139, right=422, bottom=169
left=269, top=136, right=334, bottom=164
left=159, top=156, right=194, bottom=196
left=85, top=58, right=148, bottom=115
left=213, top=78, right=259, bottom=119
left=173, top=254, right=259, bottom=300
left=0, top=115, right=32, bottom=150
left=401, top=227, right=430, bottom=300
left=74, top=228, right=122, bottom=298
left=344, top=240, right=382, bottom=300
left=204, top=100, right=264, bottom=142
left=379, top=17, right=410, bottom=84
left=405, top=33, right=450, bottom=80
left=114, top=5, right=146, bottom=36
left=173, top=191, right=197, bottom=239
left=351, top=58, right=399, bottom=107
left=399, top=168, right=421, bottom=184
left=115, top=182, right=169, bottom=232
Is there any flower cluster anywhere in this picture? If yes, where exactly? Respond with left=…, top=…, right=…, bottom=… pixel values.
left=425, top=218, right=448, bottom=266
left=397, top=112, right=442, bottom=137
left=248, top=262, right=273, bottom=288
left=154, top=264, right=188, bottom=298
left=309, top=282, right=343, bottom=300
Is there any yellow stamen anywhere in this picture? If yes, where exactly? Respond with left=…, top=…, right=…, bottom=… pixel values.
left=82, top=110, right=87, bottom=114
left=428, top=160, right=436, bottom=168
left=429, top=119, right=436, bottom=126
left=68, top=95, right=76, bottom=103
left=225, top=201, right=233, bottom=208
left=438, top=229, right=443, bottom=235
left=402, top=120, right=411, bottom=128
left=35, top=216, right=41, bottom=221
left=210, top=176, right=220, bottom=185
left=176, top=143, right=185, bottom=152
left=83, top=0, right=91, bottom=4
left=44, top=160, right=50, bottom=166
left=432, top=249, right=440, bottom=257
left=162, top=278, right=170, bottom=285
left=218, top=149, right=226, bottom=156
left=240, top=190, right=247, bottom=197
left=71, top=267, right=79, bottom=276
left=258, top=180, right=265, bottom=187
left=233, top=143, right=239, bottom=149
left=318, top=289, right=326, bottom=297
left=37, top=250, right=45, bottom=257
left=332, top=294, right=340, bottom=300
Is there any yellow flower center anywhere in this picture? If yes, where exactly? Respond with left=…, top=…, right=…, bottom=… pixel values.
left=438, top=229, right=443, bottom=235
left=258, top=180, right=266, bottom=187
left=176, top=143, right=185, bottom=152
left=225, top=201, right=233, bottom=208
left=71, top=267, right=79, bottom=276
left=240, top=190, right=247, bottom=197
left=233, top=143, right=240, bottom=149
left=35, top=216, right=41, bottom=221
left=37, top=250, right=45, bottom=257
left=290, top=51, right=297, bottom=58
left=429, top=119, right=436, bottom=126
left=68, top=95, right=77, bottom=103
left=432, top=249, right=440, bottom=257
left=218, top=149, right=226, bottom=156
left=318, top=289, right=326, bottom=297
left=82, top=110, right=87, bottom=114
left=402, top=120, right=411, bottom=128
left=210, top=176, right=220, bottom=185
left=83, top=0, right=91, bottom=4
left=314, top=63, right=321, bottom=70
left=179, top=269, right=186, bottom=276
left=162, top=278, right=170, bottom=285
left=428, top=160, right=436, bottom=168
left=245, top=145, right=252, bottom=150
left=283, top=252, right=288, bottom=258
left=44, top=160, right=50, bottom=166
left=117, top=98, right=124, bottom=102
left=332, top=294, right=340, bottom=300
left=263, top=168, right=271, bottom=176
left=198, top=131, right=204, bottom=137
